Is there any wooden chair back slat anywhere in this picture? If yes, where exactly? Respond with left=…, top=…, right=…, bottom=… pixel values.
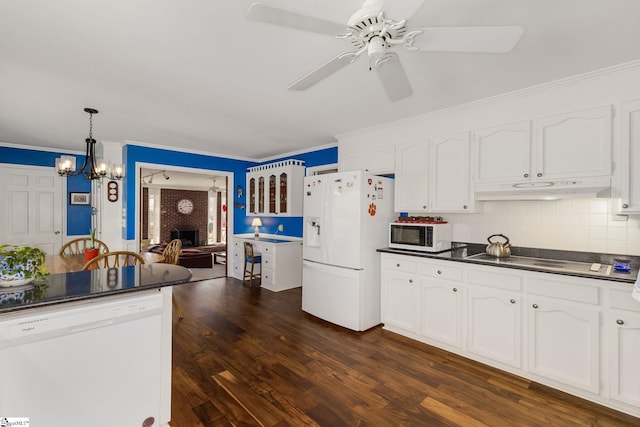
left=82, top=251, right=146, bottom=270
left=162, top=239, right=182, bottom=265
left=60, top=238, right=109, bottom=257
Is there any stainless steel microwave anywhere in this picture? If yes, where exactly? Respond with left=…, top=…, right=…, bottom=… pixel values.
left=389, top=222, right=452, bottom=252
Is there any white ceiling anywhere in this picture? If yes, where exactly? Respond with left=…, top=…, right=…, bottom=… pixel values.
left=1, top=0, right=639, bottom=160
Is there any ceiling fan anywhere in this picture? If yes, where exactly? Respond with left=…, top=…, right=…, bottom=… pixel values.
left=209, top=179, right=226, bottom=193
left=247, top=0, right=524, bottom=101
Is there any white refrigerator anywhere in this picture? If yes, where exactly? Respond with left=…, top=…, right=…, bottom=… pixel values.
left=302, top=170, right=395, bottom=331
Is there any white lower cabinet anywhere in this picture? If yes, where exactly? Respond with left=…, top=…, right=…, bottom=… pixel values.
left=608, top=287, right=640, bottom=407
left=421, top=280, right=462, bottom=347
left=526, top=274, right=601, bottom=394
left=380, top=253, right=640, bottom=418
left=381, top=255, right=420, bottom=334
left=609, top=312, right=640, bottom=407
left=382, top=268, right=420, bottom=334
left=467, top=286, right=522, bottom=369
left=527, top=297, right=600, bottom=393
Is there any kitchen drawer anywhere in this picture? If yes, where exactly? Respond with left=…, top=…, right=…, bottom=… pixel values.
left=468, top=266, right=523, bottom=292
left=609, top=288, right=640, bottom=312
left=382, top=255, right=418, bottom=273
left=262, top=267, right=274, bottom=286
left=420, top=261, right=462, bottom=282
left=527, top=274, right=600, bottom=305
left=233, top=248, right=243, bottom=263
left=261, top=244, right=275, bottom=255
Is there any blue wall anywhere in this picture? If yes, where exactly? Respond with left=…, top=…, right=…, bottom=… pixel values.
left=125, top=145, right=338, bottom=239
left=2, top=144, right=339, bottom=241
left=123, top=145, right=256, bottom=241
left=0, top=146, right=93, bottom=235
left=254, top=146, right=338, bottom=237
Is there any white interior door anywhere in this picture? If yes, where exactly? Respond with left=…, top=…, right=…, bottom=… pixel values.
left=0, top=164, right=64, bottom=254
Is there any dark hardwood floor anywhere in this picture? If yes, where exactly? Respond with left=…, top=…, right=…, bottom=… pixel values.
left=170, top=278, right=638, bottom=427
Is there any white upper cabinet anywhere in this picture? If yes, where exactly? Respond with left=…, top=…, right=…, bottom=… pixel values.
left=246, top=160, right=305, bottom=217
left=619, top=99, right=640, bottom=213
left=394, top=141, right=430, bottom=212
left=472, top=121, right=532, bottom=184
left=473, top=106, right=612, bottom=194
left=534, top=105, right=612, bottom=180
left=430, top=132, right=473, bottom=212
left=395, top=133, right=474, bottom=213
left=338, top=144, right=395, bottom=175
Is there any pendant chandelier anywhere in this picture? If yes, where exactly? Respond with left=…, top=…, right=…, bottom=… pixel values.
left=55, top=108, right=124, bottom=181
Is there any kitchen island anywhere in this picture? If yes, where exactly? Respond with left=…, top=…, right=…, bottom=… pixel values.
left=0, top=264, right=192, bottom=427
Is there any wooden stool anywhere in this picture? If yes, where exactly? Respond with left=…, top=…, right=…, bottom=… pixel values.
left=243, top=242, right=261, bottom=286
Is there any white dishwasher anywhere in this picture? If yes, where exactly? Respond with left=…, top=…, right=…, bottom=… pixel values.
left=0, top=291, right=164, bottom=427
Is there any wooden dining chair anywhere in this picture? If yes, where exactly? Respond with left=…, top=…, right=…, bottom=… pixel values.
left=60, top=237, right=109, bottom=257
left=82, top=251, right=146, bottom=270
left=162, top=239, right=185, bottom=319
left=243, top=242, right=261, bottom=286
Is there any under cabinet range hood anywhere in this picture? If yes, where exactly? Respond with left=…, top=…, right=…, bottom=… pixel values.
left=475, top=177, right=612, bottom=201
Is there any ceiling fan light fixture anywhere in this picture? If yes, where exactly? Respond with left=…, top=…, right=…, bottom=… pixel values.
left=367, top=36, right=386, bottom=63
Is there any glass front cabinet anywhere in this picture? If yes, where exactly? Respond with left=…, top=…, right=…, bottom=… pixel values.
left=246, top=159, right=305, bottom=216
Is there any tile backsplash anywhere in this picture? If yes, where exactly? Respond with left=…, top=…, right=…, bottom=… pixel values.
left=444, top=199, right=640, bottom=256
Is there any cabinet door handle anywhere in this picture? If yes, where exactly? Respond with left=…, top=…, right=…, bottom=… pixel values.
left=532, top=304, right=539, bottom=309
left=452, top=288, right=458, bottom=292
left=437, top=270, right=442, bottom=275
left=396, top=263, right=400, bottom=267
left=510, top=299, right=516, bottom=304
left=463, top=205, right=468, bottom=210
left=524, top=173, right=529, bottom=178
left=616, top=319, right=624, bottom=325
left=409, top=279, right=413, bottom=284
left=622, top=204, right=629, bottom=209
left=423, top=205, right=427, bottom=209
left=537, top=173, right=542, bottom=177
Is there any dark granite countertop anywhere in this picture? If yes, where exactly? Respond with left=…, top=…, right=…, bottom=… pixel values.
left=0, top=264, right=192, bottom=314
left=378, top=243, right=638, bottom=284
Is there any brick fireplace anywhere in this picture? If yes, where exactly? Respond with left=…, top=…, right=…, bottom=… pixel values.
left=160, top=189, right=208, bottom=246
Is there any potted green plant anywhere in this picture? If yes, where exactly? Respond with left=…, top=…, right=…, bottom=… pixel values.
left=0, top=244, right=49, bottom=287
left=83, top=228, right=100, bottom=262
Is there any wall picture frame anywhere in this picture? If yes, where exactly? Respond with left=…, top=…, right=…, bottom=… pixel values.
left=69, top=192, right=91, bottom=205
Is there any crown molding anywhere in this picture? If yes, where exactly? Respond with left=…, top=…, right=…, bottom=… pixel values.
left=338, top=59, right=640, bottom=137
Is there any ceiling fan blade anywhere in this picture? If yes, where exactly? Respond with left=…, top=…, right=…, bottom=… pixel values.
left=375, top=53, right=413, bottom=101
left=289, top=52, right=359, bottom=91
left=406, top=26, right=524, bottom=53
left=246, top=3, right=345, bottom=36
